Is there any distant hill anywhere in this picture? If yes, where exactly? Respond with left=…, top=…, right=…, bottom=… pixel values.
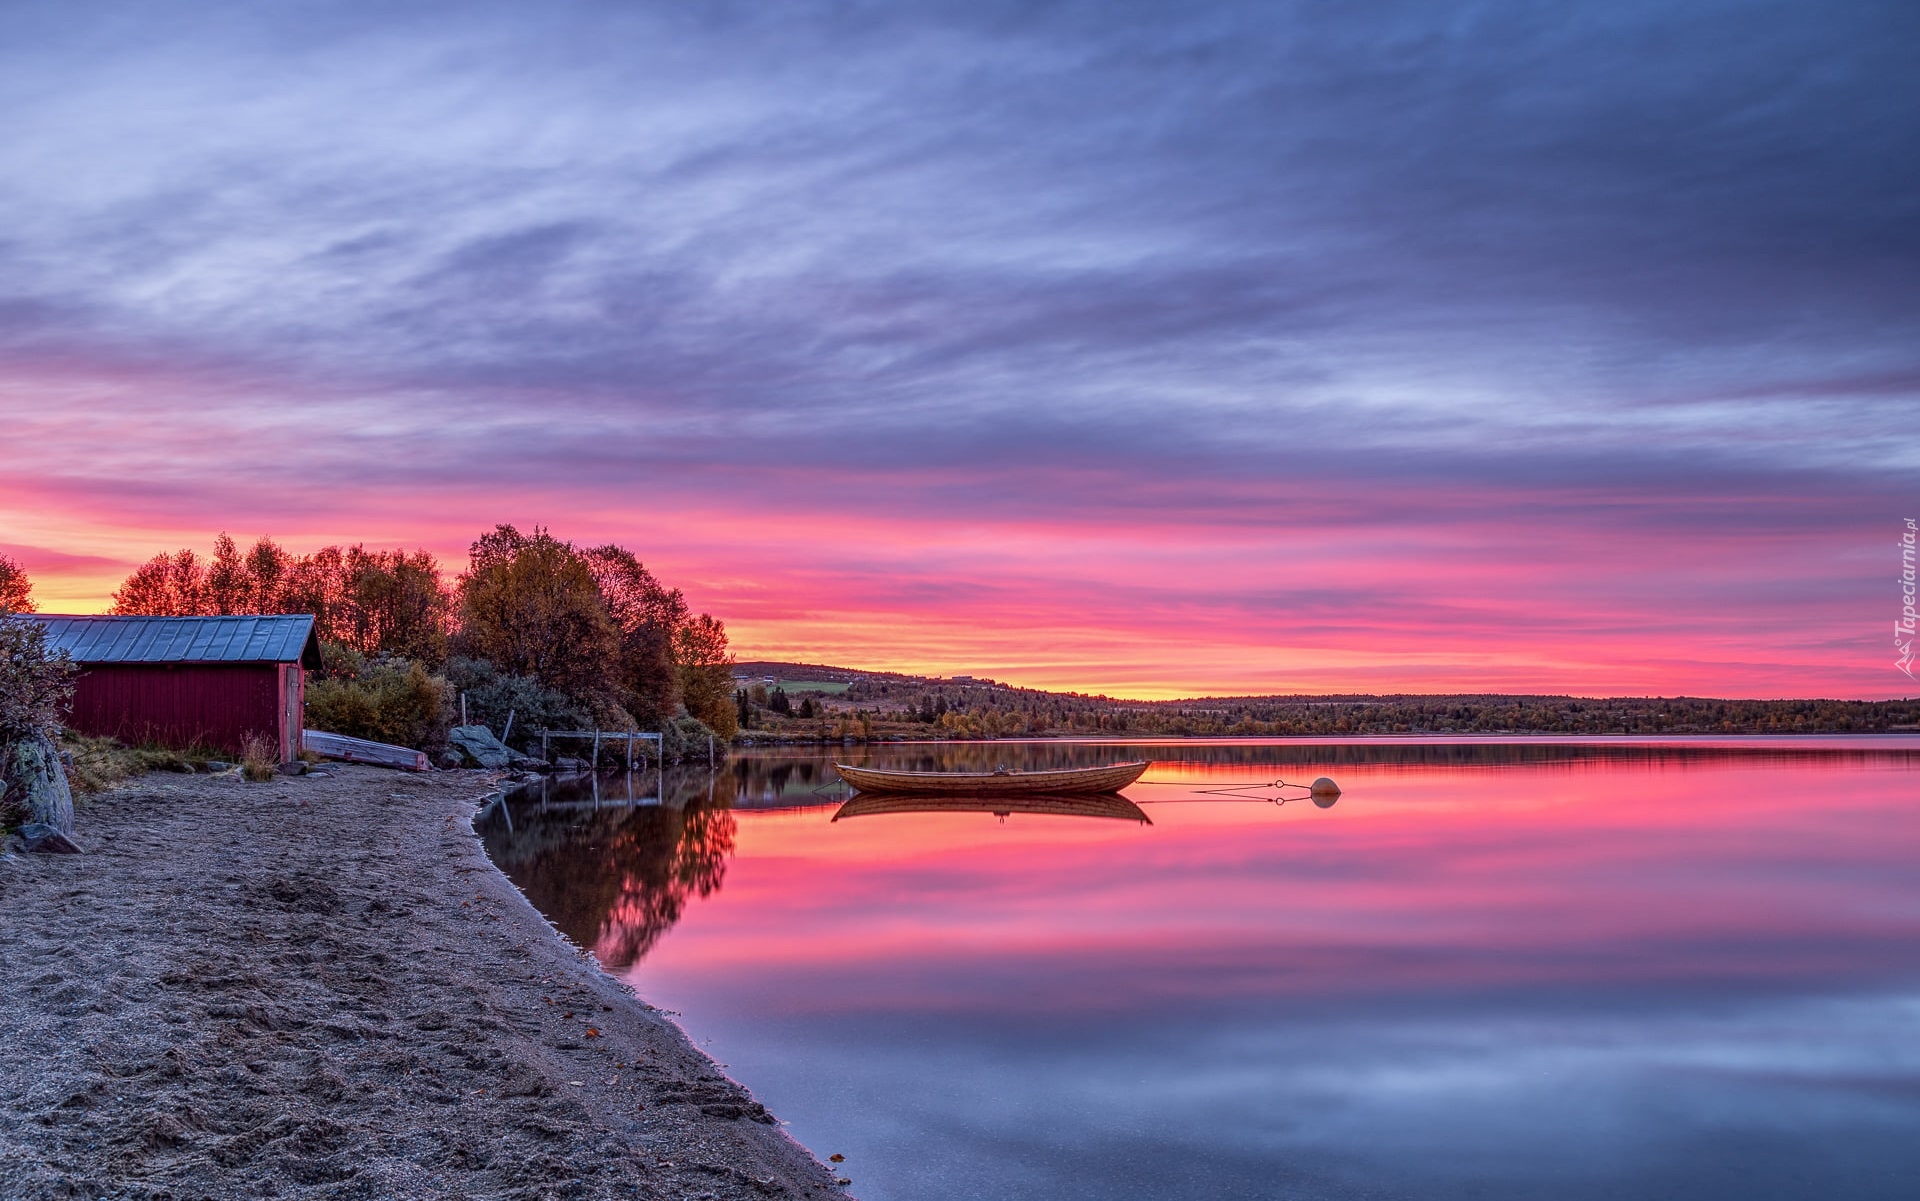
left=725, top=661, right=1920, bottom=735
left=732, top=660, right=907, bottom=684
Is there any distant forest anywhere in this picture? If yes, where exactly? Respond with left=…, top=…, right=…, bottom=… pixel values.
left=734, top=663, right=1920, bottom=738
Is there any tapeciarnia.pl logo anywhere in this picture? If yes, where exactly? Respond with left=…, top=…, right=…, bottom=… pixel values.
left=1899, top=518, right=1917, bottom=679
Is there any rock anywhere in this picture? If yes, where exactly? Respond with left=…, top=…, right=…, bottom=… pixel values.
left=203, top=760, right=235, bottom=774
left=448, top=725, right=515, bottom=769
left=18, top=822, right=83, bottom=854
left=1, top=732, right=75, bottom=838
left=436, top=750, right=464, bottom=771
left=553, top=756, right=589, bottom=772
left=276, top=760, right=308, bottom=776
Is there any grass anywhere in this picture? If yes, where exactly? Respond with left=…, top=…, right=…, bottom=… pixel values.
left=774, top=679, right=851, bottom=694
left=59, top=732, right=226, bottom=795
left=239, top=732, right=279, bottom=782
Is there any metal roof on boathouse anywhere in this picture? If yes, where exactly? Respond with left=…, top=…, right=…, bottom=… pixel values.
left=31, top=614, right=322, bottom=668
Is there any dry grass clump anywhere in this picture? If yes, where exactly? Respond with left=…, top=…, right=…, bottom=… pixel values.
left=58, top=733, right=221, bottom=795
left=239, top=733, right=279, bottom=782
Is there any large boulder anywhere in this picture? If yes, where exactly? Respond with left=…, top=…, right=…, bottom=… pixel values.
left=447, top=724, right=515, bottom=769
left=1, top=732, right=77, bottom=849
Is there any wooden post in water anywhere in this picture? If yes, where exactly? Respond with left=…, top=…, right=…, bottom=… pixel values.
left=502, top=708, right=515, bottom=743
left=460, top=692, right=468, bottom=726
left=542, top=729, right=549, bottom=761
left=591, top=728, right=600, bottom=770
left=627, top=730, right=634, bottom=772
left=708, top=735, right=714, bottom=769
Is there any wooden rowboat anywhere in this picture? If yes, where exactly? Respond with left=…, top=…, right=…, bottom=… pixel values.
left=833, top=793, right=1151, bottom=824
left=833, top=760, right=1149, bottom=796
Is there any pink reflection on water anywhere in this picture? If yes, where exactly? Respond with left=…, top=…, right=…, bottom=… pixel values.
left=626, top=750, right=1920, bottom=1016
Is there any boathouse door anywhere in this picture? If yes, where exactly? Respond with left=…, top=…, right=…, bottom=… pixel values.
left=280, top=664, right=305, bottom=762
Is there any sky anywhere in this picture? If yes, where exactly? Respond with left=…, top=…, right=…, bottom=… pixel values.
left=1, top=0, right=1915, bottom=699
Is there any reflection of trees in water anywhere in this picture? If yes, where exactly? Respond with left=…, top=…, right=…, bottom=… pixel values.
left=590, top=801, right=734, bottom=967
left=481, top=773, right=740, bottom=969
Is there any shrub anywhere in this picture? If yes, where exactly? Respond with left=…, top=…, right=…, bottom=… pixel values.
left=443, top=656, right=591, bottom=750
left=0, top=613, right=72, bottom=744
left=306, top=655, right=452, bottom=750
left=660, top=712, right=719, bottom=763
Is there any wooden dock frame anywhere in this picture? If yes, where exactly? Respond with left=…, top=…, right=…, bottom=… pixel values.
left=537, top=729, right=664, bottom=772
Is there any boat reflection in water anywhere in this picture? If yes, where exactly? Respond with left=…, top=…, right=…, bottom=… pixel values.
left=833, top=792, right=1153, bottom=824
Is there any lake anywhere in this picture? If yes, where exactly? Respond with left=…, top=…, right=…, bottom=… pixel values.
left=478, top=738, right=1920, bottom=1200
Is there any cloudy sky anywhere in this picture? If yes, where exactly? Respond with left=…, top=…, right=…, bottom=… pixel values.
left=2, top=0, right=1914, bottom=697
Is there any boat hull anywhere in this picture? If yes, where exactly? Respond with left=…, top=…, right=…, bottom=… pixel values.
left=833, top=760, right=1149, bottom=796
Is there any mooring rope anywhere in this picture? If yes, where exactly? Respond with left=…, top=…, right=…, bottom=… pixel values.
left=1130, top=777, right=1327, bottom=803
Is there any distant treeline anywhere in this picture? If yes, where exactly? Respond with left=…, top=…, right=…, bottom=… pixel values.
left=840, top=678, right=1920, bottom=736
left=102, top=527, right=737, bottom=753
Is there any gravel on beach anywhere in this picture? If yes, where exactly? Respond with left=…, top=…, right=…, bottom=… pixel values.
left=0, top=765, right=848, bottom=1201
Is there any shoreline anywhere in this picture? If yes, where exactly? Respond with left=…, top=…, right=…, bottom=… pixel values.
left=0, top=765, right=846, bottom=1200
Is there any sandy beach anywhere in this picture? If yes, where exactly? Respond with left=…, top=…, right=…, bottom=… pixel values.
left=0, top=765, right=847, bottom=1200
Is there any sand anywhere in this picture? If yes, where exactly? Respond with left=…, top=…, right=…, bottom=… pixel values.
left=0, top=765, right=848, bottom=1200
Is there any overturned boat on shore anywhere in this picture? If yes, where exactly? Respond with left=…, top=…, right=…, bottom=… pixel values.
left=833, top=760, right=1150, bottom=796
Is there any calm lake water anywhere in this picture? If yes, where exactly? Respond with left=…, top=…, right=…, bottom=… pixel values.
left=478, top=738, right=1920, bottom=1200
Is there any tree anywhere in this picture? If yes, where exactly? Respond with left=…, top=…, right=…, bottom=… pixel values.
left=456, top=525, right=620, bottom=705
left=243, top=536, right=292, bottom=612
left=108, top=535, right=452, bottom=663
left=278, top=545, right=347, bottom=640
left=339, top=547, right=449, bottom=664
left=673, top=612, right=736, bottom=737
left=0, top=555, right=33, bottom=613
left=204, top=533, right=249, bottom=614
left=112, top=548, right=207, bottom=615
left=583, top=544, right=687, bottom=725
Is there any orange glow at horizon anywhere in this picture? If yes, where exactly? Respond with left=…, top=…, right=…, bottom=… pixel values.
left=1, top=361, right=1902, bottom=701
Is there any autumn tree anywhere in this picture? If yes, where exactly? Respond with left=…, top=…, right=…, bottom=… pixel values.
left=0, top=555, right=33, bottom=613
left=112, top=549, right=207, bottom=615
left=456, top=525, right=620, bottom=706
left=583, top=544, right=687, bottom=725
left=278, top=545, right=347, bottom=637
left=109, top=535, right=451, bottom=663
left=204, top=534, right=250, bottom=614
left=674, top=612, right=737, bottom=738
left=336, top=547, right=450, bottom=664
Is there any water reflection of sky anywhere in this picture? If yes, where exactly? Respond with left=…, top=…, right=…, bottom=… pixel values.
left=481, top=740, right=1920, bottom=1200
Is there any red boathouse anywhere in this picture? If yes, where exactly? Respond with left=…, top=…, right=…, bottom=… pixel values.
left=31, top=614, right=321, bottom=762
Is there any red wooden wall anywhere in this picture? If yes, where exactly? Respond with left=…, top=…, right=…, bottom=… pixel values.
left=65, top=664, right=303, bottom=760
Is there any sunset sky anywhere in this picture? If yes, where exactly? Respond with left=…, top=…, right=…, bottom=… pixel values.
left=2, top=0, right=1914, bottom=699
